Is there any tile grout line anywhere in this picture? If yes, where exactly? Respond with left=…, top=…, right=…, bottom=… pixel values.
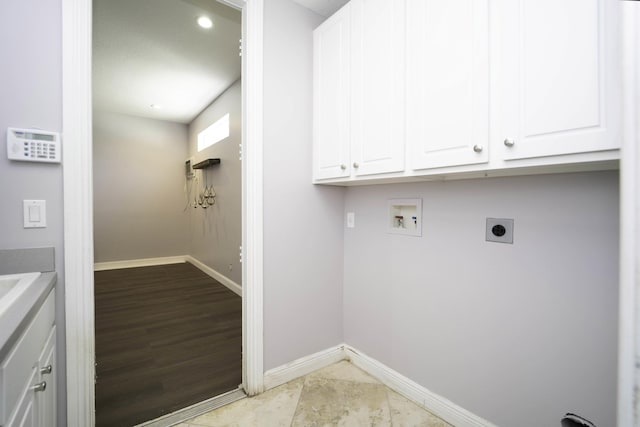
left=386, top=387, right=395, bottom=427
left=288, top=376, right=308, bottom=427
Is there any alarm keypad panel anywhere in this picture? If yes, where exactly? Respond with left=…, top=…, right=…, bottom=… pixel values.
left=7, top=128, right=61, bottom=163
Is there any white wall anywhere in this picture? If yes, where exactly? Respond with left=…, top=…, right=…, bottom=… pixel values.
left=187, top=80, right=242, bottom=284
left=343, top=171, right=619, bottom=427
left=93, top=111, right=189, bottom=262
left=0, top=0, right=66, bottom=424
left=262, top=0, right=346, bottom=370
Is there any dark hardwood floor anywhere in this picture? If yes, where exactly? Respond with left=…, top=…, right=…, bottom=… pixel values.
left=94, top=263, right=242, bottom=427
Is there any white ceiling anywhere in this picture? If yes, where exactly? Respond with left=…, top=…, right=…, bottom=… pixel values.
left=92, top=0, right=348, bottom=124
left=292, top=0, right=349, bottom=17
left=93, top=0, right=241, bottom=124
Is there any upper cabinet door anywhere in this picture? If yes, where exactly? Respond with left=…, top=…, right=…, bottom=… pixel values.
left=313, top=5, right=351, bottom=180
left=407, top=0, right=490, bottom=170
left=497, top=0, right=621, bottom=160
left=350, top=0, right=405, bottom=176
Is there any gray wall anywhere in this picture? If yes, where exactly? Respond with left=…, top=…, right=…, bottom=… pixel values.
left=93, top=111, right=189, bottom=263
left=187, top=80, right=242, bottom=284
left=0, top=0, right=66, bottom=424
left=343, top=171, right=619, bottom=427
left=263, top=0, right=346, bottom=370
left=0, top=2, right=620, bottom=427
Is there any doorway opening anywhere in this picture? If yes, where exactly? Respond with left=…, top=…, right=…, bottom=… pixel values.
left=63, top=0, right=264, bottom=423
left=92, top=0, right=243, bottom=424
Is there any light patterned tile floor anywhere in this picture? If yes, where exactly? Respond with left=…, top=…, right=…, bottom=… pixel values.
left=179, top=361, right=452, bottom=427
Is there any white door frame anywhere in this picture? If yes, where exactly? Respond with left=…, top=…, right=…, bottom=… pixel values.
left=618, top=2, right=639, bottom=426
left=62, top=0, right=264, bottom=425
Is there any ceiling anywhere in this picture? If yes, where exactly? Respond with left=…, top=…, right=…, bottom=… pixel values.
left=292, top=0, right=349, bottom=17
left=93, top=0, right=241, bottom=124
left=92, top=0, right=347, bottom=124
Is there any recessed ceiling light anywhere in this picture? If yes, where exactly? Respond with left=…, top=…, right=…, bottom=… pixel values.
left=150, top=104, right=163, bottom=109
left=197, top=16, right=213, bottom=29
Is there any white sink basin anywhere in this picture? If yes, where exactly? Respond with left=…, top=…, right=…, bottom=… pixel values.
left=0, top=272, right=41, bottom=320
left=0, top=272, right=54, bottom=360
left=0, top=272, right=43, bottom=355
left=0, top=278, right=20, bottom=300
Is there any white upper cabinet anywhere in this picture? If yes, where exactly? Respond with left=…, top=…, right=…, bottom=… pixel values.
left=496, top=0, right=621, bottom=160
left=350, top=0, right=405, bottom=176
left=406, top=0, right=489, bottom=170
left=313, top=4, right=351, bottom=180
left=312, top=0, right=621, bottom=184
left=313, top=0, right=405, bottom=180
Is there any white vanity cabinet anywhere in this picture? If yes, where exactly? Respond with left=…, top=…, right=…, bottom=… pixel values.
left=1, top=290, right=56, bottom=427
left=35, top=328, right=56, bottom=427
left=5, top=368, right=37, bottom=427
left=312, top=0, right=621, bottom=184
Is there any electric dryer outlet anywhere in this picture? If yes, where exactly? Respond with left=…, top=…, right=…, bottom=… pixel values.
left=486, top=218, right=514, bottom=244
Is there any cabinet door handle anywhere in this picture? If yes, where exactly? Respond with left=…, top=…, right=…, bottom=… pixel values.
left=473, top=144, right=483, bottom=153
left=504, top=138, right=515, bottom=147
left=40, top=365, right=52, bottom=375
left=31, top=381, right=47, bottom=392
left=353, top=162, right=359, bottom=168
left=340, top=164, right=346, bottom=170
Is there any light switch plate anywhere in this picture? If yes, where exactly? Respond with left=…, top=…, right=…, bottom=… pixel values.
left=23, top=200, right=46, bottom=228
left=486, top=218, right=513, bottom=244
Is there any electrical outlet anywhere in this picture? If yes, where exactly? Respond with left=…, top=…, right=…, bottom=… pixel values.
left=346, top=212, right=355, bottom=228
left=486, top=218, right=514, bottom=244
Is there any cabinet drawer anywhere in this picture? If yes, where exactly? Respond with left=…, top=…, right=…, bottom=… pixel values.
left=0, top=290, right=55, bottom=425
left=5, top=367, right=37, bottom=427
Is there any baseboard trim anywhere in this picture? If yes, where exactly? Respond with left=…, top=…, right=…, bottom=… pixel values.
left=94, top=256, right=243, bottom=298
left=263, top=344, right=346, bottom=390
left=185, top=256, right=242, bottom=297
left=344, top=345, right=496, bottom=427
left=134, top=387, right=246, bottom=427
left=94, top=256, right=187, bottom=271
left=262, top=344, right=494, bottom=427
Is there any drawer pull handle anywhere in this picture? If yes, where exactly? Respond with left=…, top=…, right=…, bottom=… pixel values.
left=353, top=162, right=359, bottom=168
left=40, top=365, right=52, bottom=375
left=31, top=381, right=46, bottom=392
left=473, top=144, right=483, bottom=153
left=504, top=138, right=515, bottom=147
left=340, top=164, right=346, bottom=170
